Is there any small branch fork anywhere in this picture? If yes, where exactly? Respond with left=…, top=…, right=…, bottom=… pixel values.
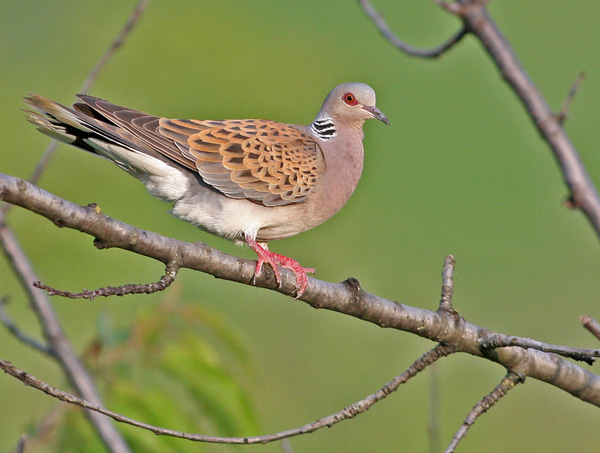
left=434, top=256, right=596, bottom=451
left=0, top=344, right=454, bottom=445
left=480, top=332, right=600, bottom=365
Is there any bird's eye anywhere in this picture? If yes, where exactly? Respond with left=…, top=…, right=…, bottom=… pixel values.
left=342, top=93, right=358, bottom=106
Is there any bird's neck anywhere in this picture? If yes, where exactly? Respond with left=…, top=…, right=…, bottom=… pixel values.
left=318, top=121, right=365, bottom=213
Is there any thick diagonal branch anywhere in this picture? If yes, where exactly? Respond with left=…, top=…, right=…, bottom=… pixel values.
left=457, top=1, right=600, bottom=238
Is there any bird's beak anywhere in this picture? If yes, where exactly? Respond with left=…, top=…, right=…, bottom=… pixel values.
left=363, top=105, right=390, bottom=125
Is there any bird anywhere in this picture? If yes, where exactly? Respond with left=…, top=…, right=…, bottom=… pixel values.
left=24, top=83, right=389, bottom=296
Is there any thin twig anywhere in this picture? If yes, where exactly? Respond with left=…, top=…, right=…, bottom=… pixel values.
left=581, top=315, right=600, bottom=342
left=26, top=0, right=151, bottom=189
left=1, top=0, right=151, bottom=217
left=358, top=0, right=468, bottom=58
left=429, top=255, right=455, bottom=451
left=557, top=71, right=586, bottom=125
left=0, top=345, right=454, bottom=444
left=479, top=332, right=599, bottom=365
left=445, top=372, right=525, bottom=452
left=438, top=255, right=456, bottom=312
left=0, top=297, right=52, bottom=355
left=34, top=259, right=180, bottom=300
left=78, top=0, right=151, bottom=95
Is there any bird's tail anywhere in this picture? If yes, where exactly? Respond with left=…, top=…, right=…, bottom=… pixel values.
left=24, top=94, right=192, bottom=202
left=24, top=94, right=127, bottom=155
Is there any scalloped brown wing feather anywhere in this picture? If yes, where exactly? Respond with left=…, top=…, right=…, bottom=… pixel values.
left=159, top=118, right=325, bottom=207
left=75, top=96, right=325, bottom=207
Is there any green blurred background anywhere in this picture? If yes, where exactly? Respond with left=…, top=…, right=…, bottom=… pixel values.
left=2, top=0, right=600, bottom=451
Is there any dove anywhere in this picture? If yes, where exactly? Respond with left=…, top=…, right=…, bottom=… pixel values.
left=24, top=83, right=388, bottom=296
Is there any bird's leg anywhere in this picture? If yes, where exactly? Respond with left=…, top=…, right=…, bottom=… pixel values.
left=245, top=237, right=315, bottom=297
left=246, top=237, right=282, bottom=284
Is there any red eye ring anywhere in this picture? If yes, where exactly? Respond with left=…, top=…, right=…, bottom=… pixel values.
left=342, top=92, right=358, bottom=106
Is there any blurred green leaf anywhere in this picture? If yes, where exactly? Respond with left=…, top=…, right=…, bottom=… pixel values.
left=36, top=297, right=258, bottom=452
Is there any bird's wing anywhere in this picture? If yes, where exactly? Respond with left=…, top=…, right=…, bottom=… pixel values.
left=77, top=95, right=325, bottom=207
left=159, top=118, right=325, bottom=206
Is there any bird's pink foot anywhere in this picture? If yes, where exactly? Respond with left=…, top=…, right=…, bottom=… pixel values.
left=246, top=238, right=314, bottom=297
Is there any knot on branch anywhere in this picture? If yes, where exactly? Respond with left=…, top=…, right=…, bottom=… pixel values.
left=344, top=277, right=362, bottom=303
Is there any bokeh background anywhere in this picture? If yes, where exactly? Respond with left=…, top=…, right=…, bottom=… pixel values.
left=2, top=1, right=600, bottom=451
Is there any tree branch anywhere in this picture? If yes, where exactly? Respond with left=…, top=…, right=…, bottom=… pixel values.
left=480, top=332, right=600, bottom=365
left=452, top=1, right=600, bottom=239
left=0, top=345, right=453, bottom=444
left=33, top=258, right=180, bottom=300
left=2, top=173, right=600, bottom=409
left=360, top=0, right=600, bottom=242
left=0, top=2, right=152, bottom=451
left=24, top=0, right=151, bottom=189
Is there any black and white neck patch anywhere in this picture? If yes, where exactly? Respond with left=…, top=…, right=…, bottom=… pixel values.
left=311, top=117, right=337, bottom=141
